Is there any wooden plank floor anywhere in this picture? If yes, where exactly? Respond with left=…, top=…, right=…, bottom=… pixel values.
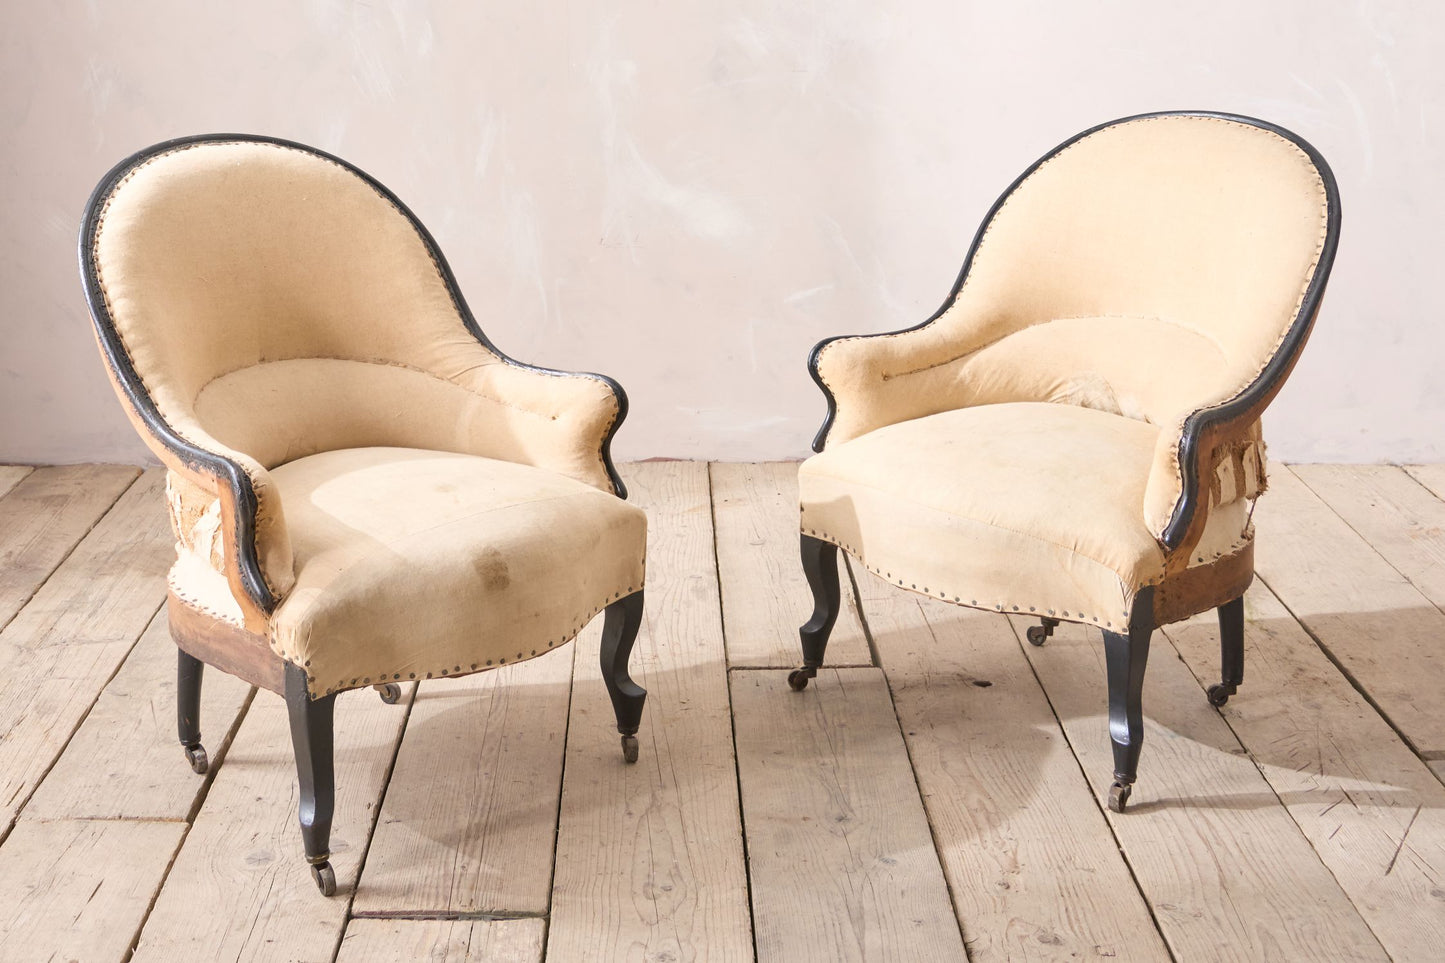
left=1, top=461, right=1444, bottom=962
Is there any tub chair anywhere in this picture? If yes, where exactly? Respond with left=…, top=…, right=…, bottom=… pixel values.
left=791, top=111, right=1339, bottom=812
left=80, top=135, right=648, bottom=893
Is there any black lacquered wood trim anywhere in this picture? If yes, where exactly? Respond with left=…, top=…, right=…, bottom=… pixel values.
left=805, top=112, right=1341, bottom=550
left=79, top=134, right=633, bottom=614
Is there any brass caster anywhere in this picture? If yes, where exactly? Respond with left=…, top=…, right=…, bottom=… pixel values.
left=621, top=734, right=639, bottom=764
left=787, top=667, right=816, bottom=691
left=183, top=743, right=208, bottom=775
left=375, top=683, right=401, bottom=705
left=1206, top=683, right=1235, bottom=707
left=1026, top=617, right=1059, bottom=646
left=311, top=860, right=336, bottom=896
left=1108, top=781, right=1132, bottom=814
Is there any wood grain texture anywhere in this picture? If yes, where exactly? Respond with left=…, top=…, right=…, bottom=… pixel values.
left=336, top=917, right=544, bottom=963
left=1165, top=580, right=1445, bottom=960
left=732, top=666, right=967, bottom=963
left=1404, top=464, right=1445, bottom=502
left=710, top=461, right=871, bottom=667
left=0, top=465, right=30, bottom=501
left=1294, top=464, right=1445, bottom=612
left=547, top=461, right=753, bottom=963
left=0, top=469, right=170, bottom=832
left=1253, top=465, right=1445, bottom=754
left=0, top=818, right=185, bottom=963
left=130, top=685, right=414, bottom=963
left=0, top=463, right=138, bottom=630
left=854, top=568, right=1168, bottom=962
left=1021, top=617, right=1388, bottom=961
left=354, top=645, right=571, bottom=917
left=24, top=606, right=253, bottom=821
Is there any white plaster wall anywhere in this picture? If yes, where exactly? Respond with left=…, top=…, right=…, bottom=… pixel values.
left=1, top=1, right=1440, bottom=464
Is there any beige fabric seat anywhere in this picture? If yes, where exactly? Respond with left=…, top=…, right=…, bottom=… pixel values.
left=789, top=112, right=1341, bottom=815
left=266, top=447, right=644, bottom=695
left=80, top=134, right=648, bottom=896
left=800, top=402, right=1248, bottom=631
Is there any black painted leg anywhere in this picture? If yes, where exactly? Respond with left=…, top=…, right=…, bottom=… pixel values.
left=1026, top=617, right=1060, bottom=646
left=600, top=590, right=647, bottom=764
left=285, top=663, right=338, bottom=896
left=1207, top=596, right=1246, bottom=707
left=1103, top=590, right=1153, bottom=814
left=789, top=535, right=840, bottom=692
left=177, top=648, right=208, bottom=774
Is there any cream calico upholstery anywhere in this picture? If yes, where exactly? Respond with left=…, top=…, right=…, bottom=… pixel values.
left=794, top=112, right=1340, bottom=812
left=82, top=136, right=644, bottom=698
left=802, top=113, right=1334, bottom=627
left=802, top=403, right=1249, bottom=630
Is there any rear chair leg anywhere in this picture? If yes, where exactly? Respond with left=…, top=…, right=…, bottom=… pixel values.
left=600, top=590, right=647, bottom=763
left=177, top=649, right=208, bottom=774
left=1207, top=596, right=1245, bottom=707
left=285, top=663, right=338, bottom=896
left=789, top=535, right=841, bottom=692
left=1103, top=590, right=1154, bottom=814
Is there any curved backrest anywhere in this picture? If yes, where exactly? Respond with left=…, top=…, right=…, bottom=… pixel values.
left=932, top=112, right=1336, bottom=427
left=81, top=136, right=504, bottom=469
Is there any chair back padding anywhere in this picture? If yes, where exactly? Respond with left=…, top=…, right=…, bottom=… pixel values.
left=87, top=139, right=606, bottom=479
left=935, top=114, right=1330, bottom=426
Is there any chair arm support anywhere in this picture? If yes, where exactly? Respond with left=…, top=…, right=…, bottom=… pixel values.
left=460, top=356, right=631, bottom=498
left=808, top=310, right=998, bottom=452
left=101, top=361, right=293, bottom=628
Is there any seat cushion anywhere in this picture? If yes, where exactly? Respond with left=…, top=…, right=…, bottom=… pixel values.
left=265, top=447, right=646, bottom=695
left=799, top=403, right=1249, bottom=630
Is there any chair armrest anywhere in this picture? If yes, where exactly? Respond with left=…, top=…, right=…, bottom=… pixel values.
left=808, top=292, right=1007, bottom=451
left=106, top=371, right=294, bottom=629
left=455, top=352, right=630, bottom=498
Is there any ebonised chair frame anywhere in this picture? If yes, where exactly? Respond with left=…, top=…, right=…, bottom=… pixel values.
left=81, top=135, right=648, bottom=894
left=790, top=111, right=1341, bottom=813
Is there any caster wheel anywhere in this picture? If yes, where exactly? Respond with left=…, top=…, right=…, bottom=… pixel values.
left=183, top=744, right=208, bottom=775
left=1026, top=625, right=1048, bottom=646
left=621, top=734, right=639, bottom=764
left=1108, top=781, right=1132, bottom=814
left=787, top=667, right=815, bottom=691
left=1206, top=683, right=1234, bottom=707
left=376, top=683, right=401, bottom=705
left=311, top=860, right=336, bottom=896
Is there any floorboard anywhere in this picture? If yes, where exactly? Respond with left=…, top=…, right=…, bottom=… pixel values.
left=24, top=607, right=253, bottom=821
left=0, top=465, right=31, bottom=501
left=732, top=666, right=967, bottom=962
left=6, top=460, right=1445, bottom=963
left=1021, top=618, right=1388, bottom=961
left=1254, top=465, right=1445, bottom=755
left=711, top=461, right=871, bottom=667
left=130, top=685, right=414, bottom=963
left=856, top=568, right=1169, bottom=962
left=0, top=464, right=138, bottom=630
left=1293, top=463, right=1445, bottom=614
left=1165, top=580, right=1445, bottom=960
left=354, top=645, right=572, bottom=917
left=546, top=461, right=754, bottom=963
left=0, top=818, right=185, bottom=963
left=0, top=469, right=169, bottom=834
left=337, top=917, right=545, bottom=962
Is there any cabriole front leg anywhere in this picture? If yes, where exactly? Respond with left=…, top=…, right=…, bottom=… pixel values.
left=790, top=535, right=840, bottom=692
left=1103, top=591, right=1154, bottom=814
left=284, top=663, right=338, bottom=896
left=1207, top=595, right=1246, bottom=707
left=177, top=648, right=208, bottom=774
left=600, top=590, right=647, bottom=764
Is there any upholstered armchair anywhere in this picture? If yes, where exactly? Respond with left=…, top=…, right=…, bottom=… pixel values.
left=791, top=112, right=1340, bottom=812
left=80, top=135, right=648, bottom=894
